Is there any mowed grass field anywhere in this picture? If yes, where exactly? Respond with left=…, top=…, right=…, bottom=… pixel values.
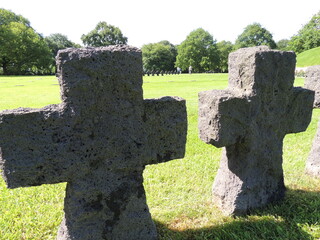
left=0, top=74, right=320, bottom=239
left=296, top=47, right=320, bottom=68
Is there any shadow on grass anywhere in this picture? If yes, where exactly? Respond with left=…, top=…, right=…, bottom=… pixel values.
left=155, top=189, right=320, bottom=240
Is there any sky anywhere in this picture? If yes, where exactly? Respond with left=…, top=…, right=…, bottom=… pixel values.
left=1, top=0, right=319, bottom=48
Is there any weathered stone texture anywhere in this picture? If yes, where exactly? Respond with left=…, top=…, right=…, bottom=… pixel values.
left=304, top=65, right=320, bottom=108
left=306, top=120, right=320, bottom=177
left=198, top=46, right=314, bottom=215
left=0, top=45, right=187, bottom=240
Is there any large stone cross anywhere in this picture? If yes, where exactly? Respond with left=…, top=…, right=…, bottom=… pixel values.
left=198, top=46, right=314, bottom=215
left=0, top=45, right=187, bottom=239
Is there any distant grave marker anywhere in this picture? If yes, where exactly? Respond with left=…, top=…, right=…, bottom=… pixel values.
left=198, top=46, right=314, bottom=215
left=304, top=65, right=320, bottom=107
left=0, top=45, right=187, bottom=239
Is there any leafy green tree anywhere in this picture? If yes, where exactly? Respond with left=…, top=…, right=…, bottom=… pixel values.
left=175, top=28, right=219, bottom=73
left=217, top=41, right=234, bottom=73
left=234, top=23, right=276, bottom=50
left=0, top=8, right=30, bottom=26
left=288, top=11, right=320, bottom=54
left=159, top=40, right=178, bottom=59
left=81, top=21, right=128, bottom=47
left=142, top=41, right=177, bottom=72
left=45, top=33, right=81, bottom=57
left=276, top=39, right=290, bottom=51
left=0, top=9, right=52, bottom=75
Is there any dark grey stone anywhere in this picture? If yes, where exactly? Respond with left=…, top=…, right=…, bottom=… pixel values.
left=198, top=46, right=314, bottom=215
left=306, top=120, right=320, bottom=177
left=0, top=45, right=187, bottom=240
left=304, top=65, right=320, bottom=108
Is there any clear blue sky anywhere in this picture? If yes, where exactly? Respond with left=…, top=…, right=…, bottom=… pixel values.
left=1, top=0, right=319, bottom=47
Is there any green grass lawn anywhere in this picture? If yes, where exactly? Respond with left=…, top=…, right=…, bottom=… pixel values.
left=296, top=47, right=320, bottom=67
left=0, top=74, right=320, bottom=239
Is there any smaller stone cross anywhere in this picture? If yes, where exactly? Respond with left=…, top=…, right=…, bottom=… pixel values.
left=306, top=120, right=320, bottom=177
left=304, top=65, right=320, bottom=177
left=0, top=46, right=187, bottom=239
left=198, top=46, right=314, bottom=215
left=305, top=65, right=320, bottom=177
left=304, top=65, right=320, bottom=107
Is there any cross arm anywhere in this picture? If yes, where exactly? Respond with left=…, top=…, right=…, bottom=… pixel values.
left=0, top=105, right=72, bottom=188
left=198, top=90, right=250, bottom=148
left=285, top=87, right=314, bottom=134
left=143, top=96, right=187, bottom=165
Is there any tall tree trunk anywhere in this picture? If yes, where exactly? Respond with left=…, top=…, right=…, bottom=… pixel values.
left=1, top=57, right=9, bottom=75
left=2, top=62, right=8, bottom=75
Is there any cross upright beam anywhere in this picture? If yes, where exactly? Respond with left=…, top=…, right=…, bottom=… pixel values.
left=198, top=46, right=314, bottom=215
left=0, top=45, right=187, bottom=239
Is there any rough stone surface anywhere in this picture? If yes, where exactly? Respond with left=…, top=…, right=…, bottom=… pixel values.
left=198, top=46, right=314, bottom=215
left=0, top=45, right=187, bottom=240
left=306, top=120, right=320, bottom=177
left=304, top=65, right=320, bottom=108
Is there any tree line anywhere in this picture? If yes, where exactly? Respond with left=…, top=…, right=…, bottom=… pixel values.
left=143, top=11, right=320, bottom=74
left=0, top=8, right=319, bottom=75
left=0, top=9, right=127, bottom=75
